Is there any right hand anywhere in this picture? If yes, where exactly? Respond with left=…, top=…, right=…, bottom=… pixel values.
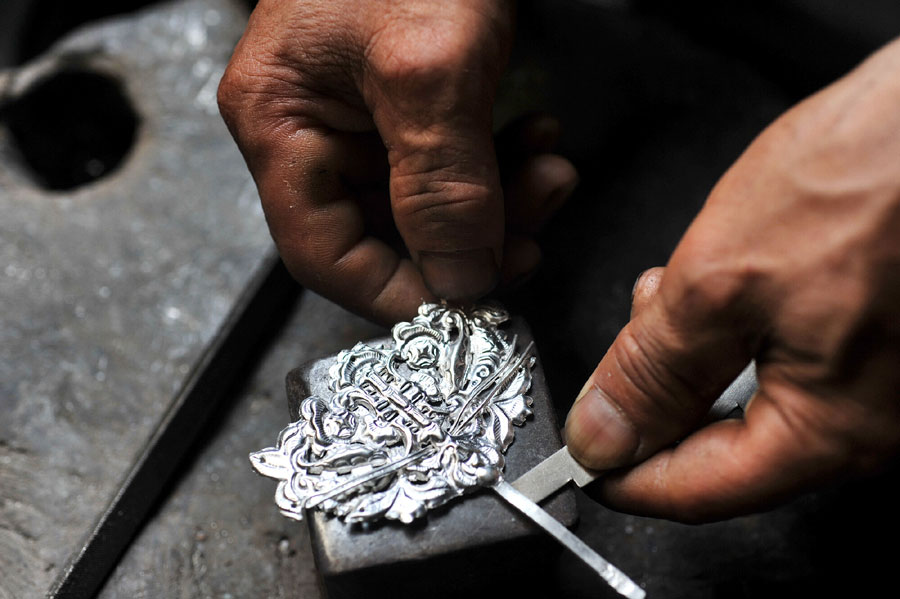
left=566, top=38, right=900, bottom=523
left=218, top=0, right=577, bottom=324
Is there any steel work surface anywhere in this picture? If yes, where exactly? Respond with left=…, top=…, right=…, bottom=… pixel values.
left=0, top=0, right=275, bottom=596
left=100, top=295, right=900, bottom=599
left=100, top=3, right=900, bottom=598
left=99, top=294, right=383, bottom=599
left=6, top=0, right=900, bottom=598
left=289, top=319, right=578, bottom=599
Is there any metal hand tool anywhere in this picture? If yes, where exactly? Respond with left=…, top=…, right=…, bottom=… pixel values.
left=503, top=363, right=756, bottom=599
left=512, top=363, right=757, bottom=503
left=252, top=305, right=757, bottom=599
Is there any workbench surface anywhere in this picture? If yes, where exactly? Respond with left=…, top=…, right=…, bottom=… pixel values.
left=3, top=1, right=899, bottom=598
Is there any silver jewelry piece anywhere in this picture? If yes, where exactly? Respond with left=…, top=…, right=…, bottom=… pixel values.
left=251, top=302, right=535, bottom=524
left=251, top=303, right=645, bottom=599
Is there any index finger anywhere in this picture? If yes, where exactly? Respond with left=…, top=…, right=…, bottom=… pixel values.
left=589, top=384, right=852, bottom=522
left=234, top=117, right=434, bottom=324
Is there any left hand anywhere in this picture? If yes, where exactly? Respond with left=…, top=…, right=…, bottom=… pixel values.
left=218, top=0, right=577, bottom=324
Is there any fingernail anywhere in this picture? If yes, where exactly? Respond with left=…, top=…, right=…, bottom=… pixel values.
left=632, top=269, right=650, bottom=303
left=566, top=384, right=639, bottom=470
left=419, top=248, right=500, bottom=301
left=574, top=377, right=595, bottom=404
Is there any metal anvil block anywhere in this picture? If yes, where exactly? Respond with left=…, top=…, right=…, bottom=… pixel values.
left=285, top=318, right=578, bottom=599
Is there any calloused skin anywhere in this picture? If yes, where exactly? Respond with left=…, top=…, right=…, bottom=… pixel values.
left=220, top=1, right=900, bottom=523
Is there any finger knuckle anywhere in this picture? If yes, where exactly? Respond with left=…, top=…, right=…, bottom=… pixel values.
left=216, top=61, right=276, bottom=133
left=374, top=39, right=462, bottom=85
left=216, top=65, right=246, bottom=125
left=367, top=13, right=505, bottom=92
left=610, top=323, right=698, bottom=431
left=671, top=258, right=755, bottom=323
left=218, top=52, right=304, bottom=127
left=393, top=178, right=499, bottom=244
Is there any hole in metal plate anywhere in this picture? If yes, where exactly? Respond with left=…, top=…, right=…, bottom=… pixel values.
left=1, top=68, right=139, bottom=190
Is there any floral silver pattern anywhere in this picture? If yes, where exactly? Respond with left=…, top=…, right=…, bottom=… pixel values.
left=251, top=303, right=535, bottom=524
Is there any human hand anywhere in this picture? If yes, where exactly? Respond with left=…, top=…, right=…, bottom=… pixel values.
left=218, top=0, right=577, bottom=324
left=565, top=38, right=900, bottom=522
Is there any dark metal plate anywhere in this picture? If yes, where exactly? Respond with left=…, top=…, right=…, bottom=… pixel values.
left=287, top=318, right=579, bottom=599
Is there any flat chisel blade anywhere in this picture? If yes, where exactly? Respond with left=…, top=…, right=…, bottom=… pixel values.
left=512, top=363, right=758, bottom=504
left=494, top=481, right=646, bottom=599
left=511, top=445, right=600, bottom=503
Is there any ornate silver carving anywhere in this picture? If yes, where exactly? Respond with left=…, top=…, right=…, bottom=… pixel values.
left=251, top=303, right=535, bottom=524
left=252, top=303, right=648, bottom=599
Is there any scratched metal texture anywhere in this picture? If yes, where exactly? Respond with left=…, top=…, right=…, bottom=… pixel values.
left=0, top=1, right=273, bottom=597
left=99, top=294, right=384, bottom=599
left=293, top=318, right=578, bottom=599
left=57, top=1, right=900, bottom=599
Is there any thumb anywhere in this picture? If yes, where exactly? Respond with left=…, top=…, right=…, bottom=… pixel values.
left=364, top=15, right=509, bottom=301
left=565, top=274, right=753, bottom=470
